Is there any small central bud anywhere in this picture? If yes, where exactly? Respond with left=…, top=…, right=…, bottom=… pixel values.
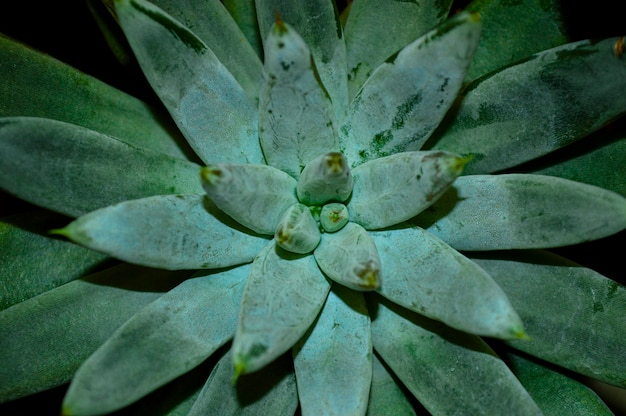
left=320, top=203, right=349, bottom=232
left=297, top=152, right=353, bottom=206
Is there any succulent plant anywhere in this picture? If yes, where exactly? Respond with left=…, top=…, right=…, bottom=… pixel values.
left=1, top=0, right=626, bottom=415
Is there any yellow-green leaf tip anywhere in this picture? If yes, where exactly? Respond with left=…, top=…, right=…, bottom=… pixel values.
left=231, top=360, right=247, bottom=384
left=49, top=226, right=71, bottom=238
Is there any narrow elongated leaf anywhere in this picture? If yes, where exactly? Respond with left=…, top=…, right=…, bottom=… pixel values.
left=371, top=226, right=525, bottom=339
left=256, top=0, right=348, bottom=117
left=0, top=210, right=109, bottom=310
left=371, top=297, right=542, bottom=415
left=0, top=117, right=203, bottom=217
left=232, top=241, right=331, bottom=375
left=348, top=151, right=466, bottom=230
left=115, top=0, right=263, bottom=165
left=151, top=0, right=263, bottom=102
left=0, top=34, right=191, bottom=160
left=343, top=0, right=453, bottom=99
left=62, top=266, right=248, bottom=415
left=340, top=12, right=481, bottom=167
left=415, top=174, right=626, bottom=250
left=259, top=21, right=339, bottom=178
left=367, top=354, right=416, bottom=416
left=57, top=194, right=268, bottom=270
left=505, top=352, right=613, bottom=415
left=472, top=251, right=626, bottom=387
left=189, top=349, right=298, bottom=415
left=223, top=0, right=263, bottom=57
left=293, top=285, right=372, bottom=416
left=432, top=37, right=626, bottom=173
left=0, top=264, right=189, bottom=402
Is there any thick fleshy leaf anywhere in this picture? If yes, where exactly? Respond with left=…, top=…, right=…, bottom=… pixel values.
left=0, top=210, right=109, bottom=310
left=343, top=0, right=453, bottom=99
left=0, top=264, right=188, bottom=402
left=256, top=0, right=348, bottom=117
left=56, top=194, right=268, bottom=270
left=297, top=152, right=352, bottom=205
left=340, top=12, right=481, bottom=167
left=200, top=164, right=298, bottom=235
left=314, top=222, right=381, bottom=291
left=371, top=226, right=525, bottom=339
left=472, top=251, right=626, bottom=387
left=415, top=174, right=626, bottom=250
left=0, top=117, right=203, bottom=217
left=259, top=21, right=339, bottom=178
left=348, top=151, right=466, bottom=230
left=62, top=266, right=248, bottom=415
left=188, top=349, right=298, bottom=415
left=232, top=241, right=331, bottom=376
left=151, top=0, right=263, bottom=103
left=371, top=297, right=542, bottom=415
left=367, top=354, right=416, bottom=416
left=274, top=203, right=321, bottom=254
left=464, top=0, right=569, bottom=81
left=320, top=203, right=349, bottom=232
left=223, top=0, right=263, bottom=57
left=115, top=0, right=263, bottom=165
left=432, top=37, right=626, bottom=174
left=0, top=34, right=191, bottom=160
left=505, top=352, right=613, bottom=415
left=293, top=285, right=372, bottom=416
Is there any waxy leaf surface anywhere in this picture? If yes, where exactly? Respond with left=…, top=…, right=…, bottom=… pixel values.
left=367, top=354, right=416, bottom=416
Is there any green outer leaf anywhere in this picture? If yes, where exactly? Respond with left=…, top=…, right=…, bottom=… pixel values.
left=415, top=174, right=626, bottom=250
left=232, top=241, right=331, bottom=375
left=505, top=352, right=613, bottom=415
left=343, top=0, right=453, bottom=99
left=341, top=12, right=481, bottom=167
left=370, top=297, right=542, bottom=415
left=432, top=37, right=626, bottom=174
left=0, top=263, right=189, bottom=402
left=188, top=349, right=298, bottom=415
left=223, top=0, right=263, bottom=58
left=371, top=226, right=524, bottom=339
left=256, top=0, right=348, bottom=118
left=59, top=194, right=268, bottom=270
left=293, top=285, right=372, bottom=416
left=464, top=0, right=569, bottom=81
left=62, top=266, right=248, bottom=415
left=471, top=251, right=626, bottom=387
left=366, top=354, right=416, bottom=416
left=0, top=210, right=109, bottom=310
left=151, top=0, right=263, bottom=103
left=0, top=117, right=203, bottom=217
left=0, top=34, right=191, bottom=160
left=115, top=0, right=263, bottom=165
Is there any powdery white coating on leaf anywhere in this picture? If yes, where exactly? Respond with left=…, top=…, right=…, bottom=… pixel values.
left=259, top=21, right=339, bottom=178
left=297, top=152, right=353, bottom=205
left=275, top=203, right=321, bottom=254
left=367, top=354, right=416, bottom=415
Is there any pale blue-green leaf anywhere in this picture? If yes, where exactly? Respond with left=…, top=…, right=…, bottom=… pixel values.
left=293, top=285, right=372, bottom=416
left=58, top=194, right=268, bottom=270
left=256, top=0, right=348, bottom=117
left=0, top=117, right=203, bottom=217
left=432, top=37, right=626, bottom=174
left=371, top=297, right=542, bottom=415
left=472, top=251, right=626, bottom=387
left=505, top=352, right=613, bottom=415
left=62, top=266, right=247, bottom=415
left=464, top=0, right=569, bottom=81
left=366, top=354, right=416, bottom=416
left=371, top=226, right=525, bottom=339
left=223, top=0, right=263, bottom=57
left=0, top=34, right=192, bottom=160
left=349, top=152, right=465, bottom=230
left=200, top=164, right=298, bottom=235
left=297, top=152, right=352, bottom=205
left=0, top=210, right=109, bottom=310
left=415, top=174, right=626, bottom=250
left=343, top=0, right=453, bottom=99
left=340, top=12, right=481, bottom=167
left=314, top=222, right=381, bottom=291
left=275, top=203, right=321, bottom=254
left=0, top=263, right=188, bottom=402
left=232, top=241, right=330, bottom=375
left=151, top=0, right=263, bottom=103
left=188, top=348, right=298, bottom=415
left=115, top=0, right=263, bottom=165
left=259, top=21, right=339, bottom=178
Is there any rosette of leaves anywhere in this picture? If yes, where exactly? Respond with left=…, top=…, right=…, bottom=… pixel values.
left=1, top=0, right=626, bottom=415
